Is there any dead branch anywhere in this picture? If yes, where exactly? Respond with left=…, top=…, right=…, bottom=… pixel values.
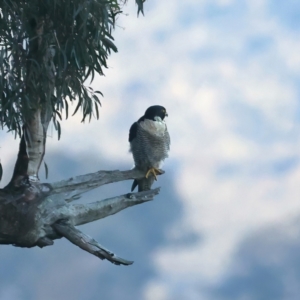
left=70, top=188, right=160, bottom=226
left=53, top=221, right=133, bottom=265
left=0, top=169, right=162, bottom=265
left=50, top=168, right=164, bottom=202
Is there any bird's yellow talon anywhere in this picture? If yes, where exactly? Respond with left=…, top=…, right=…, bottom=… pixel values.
left=145, top=168, right=163, bottom=181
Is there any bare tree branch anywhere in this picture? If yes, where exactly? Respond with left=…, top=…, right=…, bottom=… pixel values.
left=53, top=221, right=133, bottom=265
left=0, top=164, right=163, bottom=265
left=70, top=188, right=160, bottom=226
left=50, top=168, right=164, bottom=202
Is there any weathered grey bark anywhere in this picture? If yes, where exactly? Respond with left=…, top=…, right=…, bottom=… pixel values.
left=24, top=110, right=47, bottom=181
left=0, top=168, right=162, bottom=265
left=8, top=16, right=55, bottom=185
left=23, top=18, right=54, bottom=181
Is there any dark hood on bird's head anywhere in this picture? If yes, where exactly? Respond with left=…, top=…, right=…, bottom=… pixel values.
left=143, top=105, right=168, bottom=121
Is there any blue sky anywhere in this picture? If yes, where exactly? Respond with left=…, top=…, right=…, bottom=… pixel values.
left=0, top=0, right=300, bottom=299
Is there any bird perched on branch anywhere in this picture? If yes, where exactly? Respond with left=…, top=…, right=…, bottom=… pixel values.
left=129, top=105, right=170, bottom=192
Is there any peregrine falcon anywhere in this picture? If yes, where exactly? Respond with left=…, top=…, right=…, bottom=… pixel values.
left=129, top=105, right=170, bottom=192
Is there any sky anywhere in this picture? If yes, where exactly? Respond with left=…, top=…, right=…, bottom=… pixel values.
left=0, top=0, right=300, bottom=299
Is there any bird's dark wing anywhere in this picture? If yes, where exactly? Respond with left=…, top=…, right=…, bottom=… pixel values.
left=131, top=179, right=138, bottom=192
left=129, top=122, right=138, bottom=142
left=131, top=176, right=155, bottom=192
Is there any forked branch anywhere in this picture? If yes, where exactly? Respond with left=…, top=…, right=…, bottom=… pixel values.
left=0, top=167, right=163, bottom=266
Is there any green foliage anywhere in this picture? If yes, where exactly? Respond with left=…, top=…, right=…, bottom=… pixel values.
left=0, top=0, right=146, bottom=136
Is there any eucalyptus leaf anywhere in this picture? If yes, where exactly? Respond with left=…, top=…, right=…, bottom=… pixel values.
left=0, top=0, right=148, bottom=137
left=0, top=162, right=3, bottom=181
left=44, top=161, right=49, bottom=179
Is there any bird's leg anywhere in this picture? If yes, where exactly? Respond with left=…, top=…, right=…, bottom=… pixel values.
left=145, top=168, right=163, bottom=181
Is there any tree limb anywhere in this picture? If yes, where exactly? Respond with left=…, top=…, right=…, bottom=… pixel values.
left=6, top=132, right=29, bottom=188
left=70, top=188, right=160, bottom=226
left=50, top=168, right=164, bottom=202
left=0, top=164, right=164, bottom=265
left=53, top=221, right=133, bottom=265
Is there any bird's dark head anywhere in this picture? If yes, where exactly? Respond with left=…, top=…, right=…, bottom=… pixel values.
left=144, top=105, right=168, bottom=121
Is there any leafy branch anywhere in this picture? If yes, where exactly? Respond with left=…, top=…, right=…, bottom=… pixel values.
left=0, top=0, right=146, bottom=137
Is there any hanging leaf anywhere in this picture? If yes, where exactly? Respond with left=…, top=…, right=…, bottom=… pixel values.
left=102, top=38, right=118, bottom=53
left=57, top=121, right=61, bottom=141
left=44, top=161, right=49, bottom=179
left=64, top=99, right=69, bottom=119
left=94, top=101, right=99, bottom=119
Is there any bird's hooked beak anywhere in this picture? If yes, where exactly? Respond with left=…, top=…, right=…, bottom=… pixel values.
left=165, top=111, right=168, bottom=117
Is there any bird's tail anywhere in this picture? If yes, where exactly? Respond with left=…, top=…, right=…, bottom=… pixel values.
left=131, top=176, right=155, bottom=192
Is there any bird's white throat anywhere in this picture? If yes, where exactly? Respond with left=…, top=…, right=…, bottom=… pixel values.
left=139, top=119, right=166, bottom=136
